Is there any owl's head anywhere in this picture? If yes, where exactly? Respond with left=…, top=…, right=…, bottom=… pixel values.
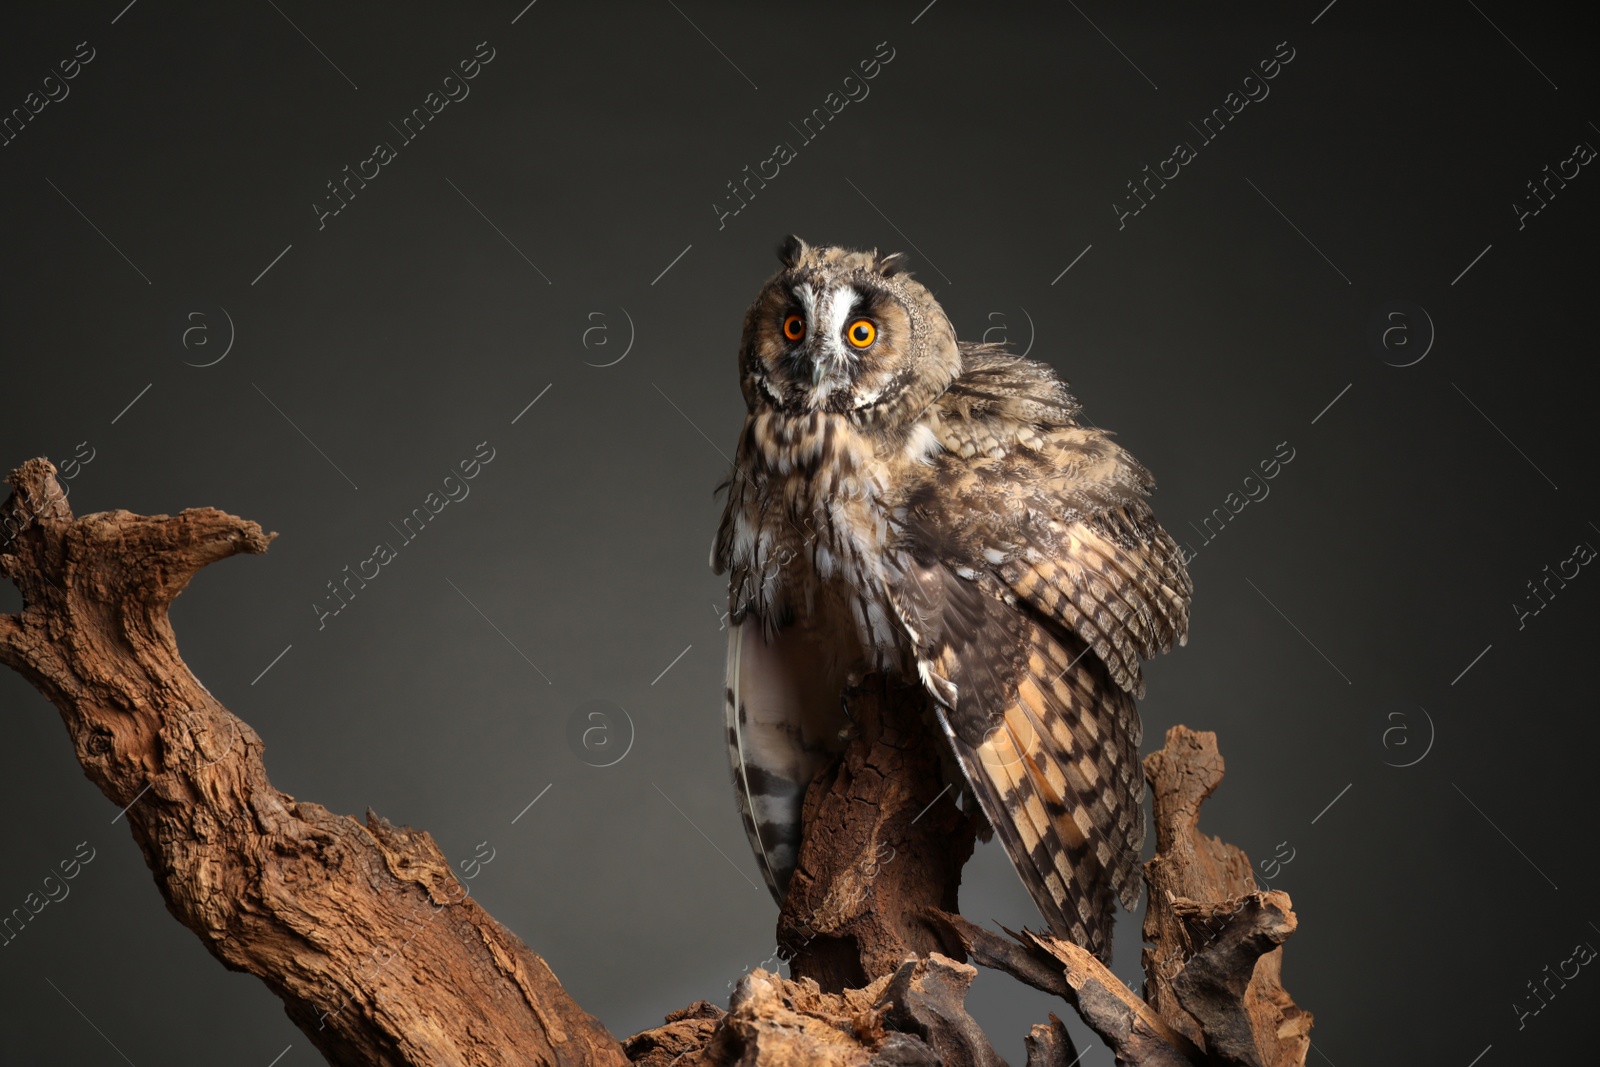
left=737, top=236, right=960, bottom=428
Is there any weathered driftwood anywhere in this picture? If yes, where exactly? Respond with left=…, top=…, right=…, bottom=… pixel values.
left=1141, top=728, right=1312, bottom=1065
left=776, top=675, right=977, bottom=992
left=1022, top=1015, right=1079, bottom=1067
left=0, top=458, right=626, bottom=1067
left=627, top=954, right=1003, bottom=1067
left=2, top=457, right=1309, bottom=1066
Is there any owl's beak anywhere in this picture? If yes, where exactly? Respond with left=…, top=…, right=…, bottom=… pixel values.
left=811, top=337, right=846, bottom=387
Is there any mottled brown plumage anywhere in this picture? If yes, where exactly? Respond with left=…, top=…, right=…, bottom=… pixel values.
left=713, top=237, right=1191, bottom=960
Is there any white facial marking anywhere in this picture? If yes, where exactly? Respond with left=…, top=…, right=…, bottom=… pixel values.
left=793, top=283, right=817, bottom=328
left=808, top=284, right=860, bottom=403
left=823, top=284, right=858, bottom=365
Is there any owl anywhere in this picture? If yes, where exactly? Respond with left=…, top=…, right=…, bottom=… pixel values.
left=712, top=237, right=1192, bottom=960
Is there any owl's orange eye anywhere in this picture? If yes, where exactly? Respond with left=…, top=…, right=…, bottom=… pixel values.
left=782, top=314, right=806, bottom=342
left=846, top=319, right=876, bottom=348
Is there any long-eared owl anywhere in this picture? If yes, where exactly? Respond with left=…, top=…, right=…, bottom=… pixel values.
left=712, top=236, right=1192, bottom=959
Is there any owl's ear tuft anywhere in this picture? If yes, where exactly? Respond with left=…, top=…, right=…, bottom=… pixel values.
left=875, top=250, right=910, bottom=277
left=776, top=234, right=808, bottom=269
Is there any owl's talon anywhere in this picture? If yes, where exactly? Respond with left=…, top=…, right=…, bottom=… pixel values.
left=838, top=668, right=876, bottom=724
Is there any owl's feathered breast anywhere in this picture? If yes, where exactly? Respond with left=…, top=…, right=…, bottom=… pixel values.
left=715, top=344, right=1190, bottom=665
left=715, top=405, right=924, bottom=668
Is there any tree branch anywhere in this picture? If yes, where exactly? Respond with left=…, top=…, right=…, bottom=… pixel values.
left=1, top=458, right=626, bottom=1067
left=923, top=910, right=1202, bottom=1065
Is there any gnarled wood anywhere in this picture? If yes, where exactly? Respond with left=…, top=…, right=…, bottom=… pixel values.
left=1167, top=893, right=1302, bottom=1067
left=639, top=954, right=998, bottom=1067
left=923, top=911, right=1201, bottom=1066
left=777, top=677, right=977, bottom=992
left=1141, top=728, right=1312, bottom=1066
left=1023, top=1015, right=1078, bottom=1067
left=0, top=458, right=626, bottom=1067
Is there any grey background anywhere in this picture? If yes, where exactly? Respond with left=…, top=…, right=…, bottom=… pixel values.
left=1, top=1, right=1594, bottom=1063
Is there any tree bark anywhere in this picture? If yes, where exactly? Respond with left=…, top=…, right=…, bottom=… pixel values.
left=2, top=457, right=1311, bottom=1066
left=777, top=675, right=977, bottom=991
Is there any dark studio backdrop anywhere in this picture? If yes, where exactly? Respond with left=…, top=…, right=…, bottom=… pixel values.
left=1, top=1, right=1594, bottom=1063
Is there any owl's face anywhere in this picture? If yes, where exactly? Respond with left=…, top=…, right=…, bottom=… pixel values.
left=738, top=237, right=961, bottom=429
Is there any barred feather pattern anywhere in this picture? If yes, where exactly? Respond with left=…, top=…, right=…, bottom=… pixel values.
left=887, top=557, right=1145, bottom=958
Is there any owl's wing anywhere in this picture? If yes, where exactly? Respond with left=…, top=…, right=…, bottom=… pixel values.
left=885, top=558, right=1137, bottom=959
left=723, top=618, right=847, bottom=904
left=916, top=345, right=1192, bottom=697
left=886, top=345, right=1193, bottom=957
